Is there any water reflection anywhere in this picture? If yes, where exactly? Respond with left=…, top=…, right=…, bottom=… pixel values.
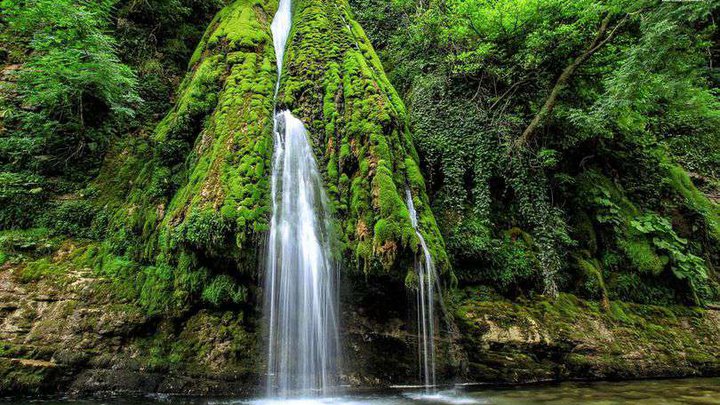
left=3, top=378, right=720, bottom=405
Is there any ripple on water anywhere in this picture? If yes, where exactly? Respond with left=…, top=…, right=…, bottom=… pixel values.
left=241, top=398, right=402, bottom=405
left=402, top=391, right=484, bottom=405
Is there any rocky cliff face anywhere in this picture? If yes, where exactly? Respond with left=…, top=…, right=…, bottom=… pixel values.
left=455, top=291, right=720, bottom=383
left=3, top=258, right=720, bottom=396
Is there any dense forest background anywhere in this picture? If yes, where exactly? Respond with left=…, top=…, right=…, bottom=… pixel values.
left=1, top=0, right=719, bottom=315
left=349, top=0, right=720, bottom=307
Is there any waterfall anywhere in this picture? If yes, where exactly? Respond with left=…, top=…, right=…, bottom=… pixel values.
left=265, top=0, right=340, bottom=398
left=406, top=189, right=438, bottom=392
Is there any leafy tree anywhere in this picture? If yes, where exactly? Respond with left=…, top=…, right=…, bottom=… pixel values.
left=1, top=0, right=139, bottom=166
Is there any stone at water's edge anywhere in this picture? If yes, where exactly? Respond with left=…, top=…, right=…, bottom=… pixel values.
left=3, top=265, right=720, bottom=396
left=455, top=292, right=720, bottom=382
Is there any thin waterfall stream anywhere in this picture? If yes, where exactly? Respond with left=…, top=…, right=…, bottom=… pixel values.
left=406, top=189, right=439, bottom=393
left=265, top=0, right=340, bottom=398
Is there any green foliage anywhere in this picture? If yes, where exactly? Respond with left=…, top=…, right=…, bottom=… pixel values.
left=488, top=230, right=539, bottom=296
left=0, top=0, right=142, bottom=233
left=2, top=0, right=139, bottom=161
left=201, top=275, right=247, bottom=306
left=351, top=0, right=720, bottom=304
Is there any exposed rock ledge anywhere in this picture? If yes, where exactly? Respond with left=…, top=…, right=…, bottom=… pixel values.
left=2, top=265, right=720, bottom=397
left=0, top=262, right=260, bottom=397
left=454, top=290, right=720, bottom=383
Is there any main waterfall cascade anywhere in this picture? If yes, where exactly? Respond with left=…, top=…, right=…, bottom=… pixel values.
left=406, top=190, right=440, bottom=392
left=265, top=0, right=340, bottom=397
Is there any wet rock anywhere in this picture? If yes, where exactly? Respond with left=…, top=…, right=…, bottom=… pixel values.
left=455, top=292, right=720, bottom=384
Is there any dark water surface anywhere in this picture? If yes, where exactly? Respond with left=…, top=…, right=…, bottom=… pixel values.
left=4, top=378, right=720, bottom=404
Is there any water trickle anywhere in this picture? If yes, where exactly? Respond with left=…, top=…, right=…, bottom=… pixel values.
left=265, top=0, right=340, bottom=398
left=406, top=189, right=438, bottom=393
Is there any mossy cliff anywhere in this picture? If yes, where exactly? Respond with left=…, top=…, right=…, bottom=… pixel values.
left=90, top=0, right=279, bottom=315
left=279, top=0, right=448, bottom=279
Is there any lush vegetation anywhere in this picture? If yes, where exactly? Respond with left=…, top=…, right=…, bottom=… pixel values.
left=351, top=0, right=720, bottom=305
left=1, top=0, right=718, bottom=322
left=1, top=0, right=447, bottom=316
left=0, top=0, right=225, bottom=228
left=0, top=0, right=229, bottom=311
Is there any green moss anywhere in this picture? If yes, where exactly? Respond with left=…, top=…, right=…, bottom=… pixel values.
left=573, top=210, right=598, bottom=255
left=665, top=164, right=720, bottom=241
left=576, top=256, right=608, bottom=304
left=618, top=238, right=666, bottom=274
left=278, top=0, right=448, bottom=280
left=18, top=258, right=57, bottom=283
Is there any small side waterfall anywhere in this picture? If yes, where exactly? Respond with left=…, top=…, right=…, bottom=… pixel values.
left=406, top=190, right=438, bottom=392
left=265, top=0, right=340, bottom=398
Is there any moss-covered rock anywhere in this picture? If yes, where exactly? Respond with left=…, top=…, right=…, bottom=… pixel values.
left=455, top=290, right=720, bottom=383
left=90, top=0, right=279, bottom=313
left=279, top=0, right=448, bottom=279
left=90, top=0, right=448, bottom=314
left=0, top=259, right=260, bottom=397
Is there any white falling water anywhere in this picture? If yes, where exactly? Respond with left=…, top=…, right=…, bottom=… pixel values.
left=265, top=0, right=340, bottom=398
left=270, top=0, right=292, bottom=97
left=406, top=189, right=437, bottom=392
